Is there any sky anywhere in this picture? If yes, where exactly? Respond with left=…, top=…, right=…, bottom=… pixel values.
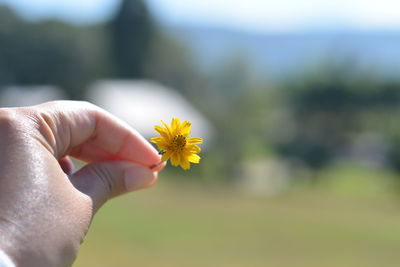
left=1, top=0, right=400, bottom=33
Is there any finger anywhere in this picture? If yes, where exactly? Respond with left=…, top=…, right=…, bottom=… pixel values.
left=58, top=156, right=75, bottom=175
left=26, top=100, right=162, bottom=169
left=150, top=161, right=166, bottom=172
left=69, top=161, right=158, bottom=213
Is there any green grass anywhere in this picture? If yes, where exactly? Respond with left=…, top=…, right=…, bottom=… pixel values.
left=73, top=177, right=400, bottom=267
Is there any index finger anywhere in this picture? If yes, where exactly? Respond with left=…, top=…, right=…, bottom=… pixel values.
left=27, top=101, right=163, bottom=169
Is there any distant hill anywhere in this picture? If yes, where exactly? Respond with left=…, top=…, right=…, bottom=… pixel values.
left=167, top=26, right=400, bottom=80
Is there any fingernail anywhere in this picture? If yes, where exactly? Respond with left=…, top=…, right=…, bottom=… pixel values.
left=124, top=166, right=154, bottom=192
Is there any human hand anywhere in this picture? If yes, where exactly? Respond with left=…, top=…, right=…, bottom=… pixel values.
left=0, top=101, right=164, bottom=266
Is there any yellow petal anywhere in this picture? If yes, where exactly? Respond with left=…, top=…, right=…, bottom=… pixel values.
left=186, top=145, right=201, bottom=153
left=187, top=137, right=203, bottom=144
left=154, top=126, right=170, bottom=139
left=150, top=136, right=164, bottom=143
left=180, top=158, right=191, bottom=170
left=188, top=154, right=200, bottom=164
left=161, top=120, right=172, bottom=135
left=171, top=118, right=181, bottom=136
left=157, top=144, right=169, bottom=151
left=161, top=150, right=172, bottom=162
left=181, top=121, right=192, bottom=137
left=170, top=152, right=180, bottom=166
left=150, top=137, right=168, bottom=151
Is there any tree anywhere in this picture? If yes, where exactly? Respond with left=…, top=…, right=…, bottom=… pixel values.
left=0, top=6, right=95, bottom=99
left=109, top=0, right=154, bottom=78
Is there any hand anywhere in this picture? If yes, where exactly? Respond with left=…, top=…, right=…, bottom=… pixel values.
left=0, top=101, right=164, bottom=266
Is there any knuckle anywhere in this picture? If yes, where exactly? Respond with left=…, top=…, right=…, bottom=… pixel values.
left=70, top=100, right=97, bottom=111
left=91, top=165, right=116, bottom=196
left=0, top=108, right=14, bottom=128
left=78, top=100, right=94, bottom=107
left=0, top=108, right=23, bottom=133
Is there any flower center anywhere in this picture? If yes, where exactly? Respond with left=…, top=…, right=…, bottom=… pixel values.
left=170, top=134, right=186, bottom=152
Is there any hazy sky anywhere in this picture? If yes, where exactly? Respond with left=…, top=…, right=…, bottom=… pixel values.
left=1, top=0, right=400, bottom=33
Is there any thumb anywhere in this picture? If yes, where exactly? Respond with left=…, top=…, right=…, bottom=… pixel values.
left=69, top=161, right=157, bottom=212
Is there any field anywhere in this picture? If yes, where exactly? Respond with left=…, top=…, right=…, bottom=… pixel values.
left=74, top=174, right=400, bottom=267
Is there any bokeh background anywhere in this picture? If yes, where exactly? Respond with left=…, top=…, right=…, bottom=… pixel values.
left=1, top=0, right=400, bottom=266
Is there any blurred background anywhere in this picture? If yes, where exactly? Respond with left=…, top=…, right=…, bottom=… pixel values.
left=1, top=0, right=400, bottom=266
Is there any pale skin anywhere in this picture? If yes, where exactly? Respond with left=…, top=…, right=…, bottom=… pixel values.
left=0, top=101, right=165, bottom=266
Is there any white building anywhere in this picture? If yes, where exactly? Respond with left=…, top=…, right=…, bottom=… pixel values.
left=0, top=85, right=66, bottom=107
left=87, top=80, right=213, bottom=145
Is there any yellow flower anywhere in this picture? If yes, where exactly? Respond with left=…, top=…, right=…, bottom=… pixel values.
left=150, top=118, right=202, bottom=170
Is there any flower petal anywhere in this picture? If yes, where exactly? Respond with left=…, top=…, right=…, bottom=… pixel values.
left=150, top=136, right=164, bottom=143
left=181, top=121, right=192, bottom=137
left=150, top=137, right=168, bottom=151
left=171, top=118, right=181, bottom=136
left=187, top=137, right=203, bottom=144
left=161, top=150, right=172, bottom=162
left=170, top=152, right=180, bottom=166
left=161, top=120, right=172, bottom=135
left=180, top=158, right=191, bottom=170
left=155, top=126, right=170, bottom=139
left=157, top=143, right=169, bottom=151
left=188, top=154, right=201, bottom=164
left=186, top=145, right=201, bottom=153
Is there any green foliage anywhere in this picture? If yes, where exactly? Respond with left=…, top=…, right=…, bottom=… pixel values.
left=144, top=31, right=203, bottom=99
left=0, top=6, right=97, bottom=99
left=0, top=2, right=196, bottom=100
left=276, top=64, right=400, bottom=170
left=108, top=0, right=154, bottom=78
